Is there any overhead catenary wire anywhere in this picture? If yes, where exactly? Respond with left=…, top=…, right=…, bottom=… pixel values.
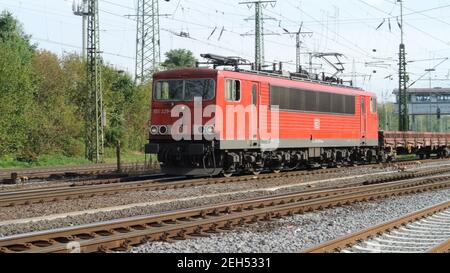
left=357, top=0, right=450, bottom=46
left=2, top=0, right=447, bottom=90
left=382, top=0, right=450, bottom=28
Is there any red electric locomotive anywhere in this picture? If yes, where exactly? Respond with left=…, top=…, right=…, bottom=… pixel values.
left=146, top=55, right=380, bottom=176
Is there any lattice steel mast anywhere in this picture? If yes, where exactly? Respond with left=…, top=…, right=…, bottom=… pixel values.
left=86, top=0, right=104, bottom=162
left=398, top=0, right=409, bottom=131
left=240, top=1, right=276, bottom=71
left=282, top=22, right=313, bottom=73
left=135, top=0, right=161, bottom=84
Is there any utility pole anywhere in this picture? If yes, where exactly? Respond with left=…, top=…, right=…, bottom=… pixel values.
left=86, top=0, right=104, bottom=163
left=72, top=0, right=88, bottom=59
left=282, top=22, right=313, bottom=73
left=240, top=1, right=277, bottom=70
left=135, top=0, right=162, bottom=84
left=398, top=0, right=409, bottom=131
left=261, top=10, right=266, bottom=65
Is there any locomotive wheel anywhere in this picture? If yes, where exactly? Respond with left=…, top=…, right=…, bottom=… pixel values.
left=223, top=172, right=233, bottom=178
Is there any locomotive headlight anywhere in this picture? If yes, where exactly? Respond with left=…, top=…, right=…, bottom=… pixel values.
left=205, top=125, right=215, bottom=134
left=150, top=126, right=159, bottom=135
left=159, top=125, right=168, bottom=135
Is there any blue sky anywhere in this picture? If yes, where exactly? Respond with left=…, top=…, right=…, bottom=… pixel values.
left=1, top=0, right=450, bottom=101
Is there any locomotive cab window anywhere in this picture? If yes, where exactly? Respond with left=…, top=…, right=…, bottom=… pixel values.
left=184, top=79, right=215, bottom=100
left=370, top=97, right=377, bottom=113
left=154, top=79, right=215, bottom=101
left=225, top=79, right=241, bottom=102
left=154, top=80, right=184, bottom=101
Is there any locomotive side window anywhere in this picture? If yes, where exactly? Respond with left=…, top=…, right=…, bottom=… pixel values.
left=304, top=90, right=317, bottom=112
left=370, top=97, right=377, bottom=113
left=331, top=93, right=345, bottom=113
left=270, top=85, right=355, bottom=115
left=252, top=85, right=257, bottom=105
left=318, top=92, right=331, bottom=113
left=345, top=95, right=355, bottom=114
left=225, top=79, right=241, bottom=102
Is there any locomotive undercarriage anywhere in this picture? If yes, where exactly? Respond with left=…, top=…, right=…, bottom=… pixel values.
left=150, top=141, right=388, bottom=177
left=221, top=147, right=383, bottom=177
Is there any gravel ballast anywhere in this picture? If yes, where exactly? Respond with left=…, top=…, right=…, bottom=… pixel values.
left=0, top=165, right=397, bottom=222
left=0, top=162, right=448, bottom=240
left=127, top=188, right=450, bottom=253
left=0, top=171, right=389, bottom=237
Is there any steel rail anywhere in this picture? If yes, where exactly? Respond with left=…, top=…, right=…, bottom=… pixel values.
left=303, top=201, right=450, bottom=253
left=2, top=162, right=450, bottom=208
left=0, top=162, right=147, bottom=182
left=428, top=239, right=450, bottom=253
left=0, top=165, right=362, bottom=207
left=0, top=177, right=449, bottom=253
left=0, top=155, right=431, bottom=182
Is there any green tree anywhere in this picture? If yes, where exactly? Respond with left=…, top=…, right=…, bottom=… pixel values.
left=29, top=51, right=84, bottom=157
left=0, top=11, right=36, bottom=160
left=123, top=82, right=151, bottom=151
left=0, top=11, right=152, bottom=164
left=0, top=11, right=35, bottom=61
left=102, top=66, right=150, bottom=151
left=161, top=49, right=197, bottom=70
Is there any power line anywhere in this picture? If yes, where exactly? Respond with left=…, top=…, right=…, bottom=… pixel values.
left=264, top=2, right=371, bottom=62
left=98, top=0, right=135, bottom=11
left=357, top=0, right=450, bottom=46
left=161, top=28, right=253, bottom=59
left=284, top=0, right=374, bottom=58
left=382, top=0, right=450, bottom=27
left=31, top=36, right=135, bottom=60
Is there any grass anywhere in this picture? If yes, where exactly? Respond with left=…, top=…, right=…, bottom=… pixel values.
left=0, top=151, right=152, bottom=170
left=0, top=154, right=91, bottom=169
left=103, top=150, right=149, bottom=164
left=397, top=154, right=418, bottom=160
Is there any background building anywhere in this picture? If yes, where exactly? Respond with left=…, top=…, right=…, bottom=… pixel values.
left=393, top=88, right=450, bottom=132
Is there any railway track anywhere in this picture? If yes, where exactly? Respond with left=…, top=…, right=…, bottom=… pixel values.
left=0, top=174, right=449, bottom=253
left=0, top=156, right=436, bottom=185
left=0, top=160, right=439, bottom=208
left=303, top=201, right=450, bottom=253
left=0, top=162, right=148, bottom=183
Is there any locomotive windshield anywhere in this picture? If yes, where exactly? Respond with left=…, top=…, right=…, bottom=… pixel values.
left=154, top=79, right=215, bottom=101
